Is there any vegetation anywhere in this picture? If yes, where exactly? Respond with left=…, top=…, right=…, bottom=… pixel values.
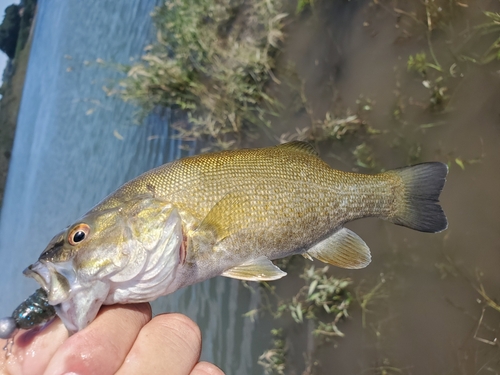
left=117, top=0, right=287, bottom=150
left=14, top=0, right=37, bottom=57
left=283, top=266, right=352, bottom=337
left=0, top=0, right=36, bottom=207
left=0, top=0, right=37, bottom=71
left=258, top=329, right=286, bottom=375
left=115, top=0, right=386, bottom=157
left=0, top=37, right=31, bottom=207
left=0, top=5, right=21, bottom=59
left=244, top=259, right=353, bottom=374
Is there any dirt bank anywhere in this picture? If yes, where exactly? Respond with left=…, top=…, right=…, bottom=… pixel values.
left=0, top=41, right=31, bottom=208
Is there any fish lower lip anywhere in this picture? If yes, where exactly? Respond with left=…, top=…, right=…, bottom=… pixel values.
left=23, top=262, right=51, bottom=292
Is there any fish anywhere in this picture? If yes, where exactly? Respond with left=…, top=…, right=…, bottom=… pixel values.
left=21, top=141, right=448, bottom=334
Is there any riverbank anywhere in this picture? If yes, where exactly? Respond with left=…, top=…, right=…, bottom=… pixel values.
left=0, top=39, right=31, bottom=207
left=0, top=1, right=37, bottom=208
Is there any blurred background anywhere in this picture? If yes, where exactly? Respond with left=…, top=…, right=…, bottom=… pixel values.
left=0, top=0, right=499, bottom=374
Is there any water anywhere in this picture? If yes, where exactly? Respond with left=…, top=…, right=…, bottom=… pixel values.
left=0, top=0, right=169, bottom=309
left=268, top=1, right=500, bottom=374
left=1, top=0, right=500, bottom=374
left=0, top=1, right=266, bottom=373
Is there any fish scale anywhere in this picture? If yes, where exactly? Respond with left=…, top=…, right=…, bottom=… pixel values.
left=97, top=145, right=395, bottom=226
left=90, top=145, right=406, bottom=267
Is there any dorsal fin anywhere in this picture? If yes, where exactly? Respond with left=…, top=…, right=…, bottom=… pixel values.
left=276, top=141, right=318, bottom=156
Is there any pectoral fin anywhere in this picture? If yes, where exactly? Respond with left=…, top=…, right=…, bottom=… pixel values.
left=196, top=192, right=251, bottom=242
left=306, top=228, right=371, bottom=269
left=222, top=256, right=287, bottom=281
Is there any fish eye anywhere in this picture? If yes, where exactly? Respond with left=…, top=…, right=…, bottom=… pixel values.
left=68, top=223, right=90, bottom=246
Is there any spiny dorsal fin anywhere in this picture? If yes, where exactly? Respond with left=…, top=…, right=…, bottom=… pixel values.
left=277, top=141, right=318, bottom=156
left=222, top=256, right=287, bottom=281
left=306, top=228, right=371, bottom=269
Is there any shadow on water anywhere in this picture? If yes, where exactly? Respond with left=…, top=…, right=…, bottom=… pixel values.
left=256, top=0, right=500, bottom=374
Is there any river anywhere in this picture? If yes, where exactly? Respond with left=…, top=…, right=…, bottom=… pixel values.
left=0, top=0, right=265, bottom=373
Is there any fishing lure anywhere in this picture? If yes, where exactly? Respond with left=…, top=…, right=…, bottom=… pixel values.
left=0, top=288, right=56, bottom=340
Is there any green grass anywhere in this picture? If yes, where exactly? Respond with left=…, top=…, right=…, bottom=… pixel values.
left=117, top=0, right=287, bottom=150
left=252, top=261, right=352, bottom=374
left=258, top=329, right=287, bottom=375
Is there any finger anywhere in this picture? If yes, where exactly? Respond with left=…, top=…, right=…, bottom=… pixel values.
left=190, top=361, right=225, bottom=375
left=0, top=318, right=68, bottom=375
left=116, top=313, right=202, bottom=375
left=43, top=303, right=151, bottom=375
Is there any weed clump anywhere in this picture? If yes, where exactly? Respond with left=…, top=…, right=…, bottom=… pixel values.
left=118, top=0, right=287, bottom=150
left=472, top=11, right=500, bottom=64
left=282, top=265, right=352, bottom=338
left=254, top=264, right=352, bottom=374
left=258, top=329, right=287, bottom=375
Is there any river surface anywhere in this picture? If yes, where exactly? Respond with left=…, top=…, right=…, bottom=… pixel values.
left=1, top=0, right=500, bottom=374
left=0, top=0, right=265, bottom=373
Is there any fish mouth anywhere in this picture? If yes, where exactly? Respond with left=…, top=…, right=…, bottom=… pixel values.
left=24, top=260, right=110, bottom=334
left=23, top=262, right=51, bottom=291
left=24, top=261, right=72, bottom=303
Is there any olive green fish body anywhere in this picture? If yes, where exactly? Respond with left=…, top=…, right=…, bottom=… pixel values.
left=24, top=142, right=448, bottom=333
left=96, top=144, right=395, bottom=258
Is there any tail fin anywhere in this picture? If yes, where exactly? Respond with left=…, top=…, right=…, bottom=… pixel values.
left=388, top=162, right=448, bottom=233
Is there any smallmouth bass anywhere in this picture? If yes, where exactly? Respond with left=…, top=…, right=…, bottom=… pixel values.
left=18, top=141, right=447, bottom=333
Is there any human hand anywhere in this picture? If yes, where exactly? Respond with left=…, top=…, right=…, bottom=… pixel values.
left=0, top=303, right=224, bottom=375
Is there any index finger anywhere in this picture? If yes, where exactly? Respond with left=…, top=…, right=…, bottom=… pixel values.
left=116, top=313, right=204, bottom=375
left=43, top=303, right=152, bottom=375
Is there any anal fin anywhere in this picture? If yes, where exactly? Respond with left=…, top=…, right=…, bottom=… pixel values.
left=222, top=256, right=287, bottom=281
left=307, top=228, right=371, bottom=269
